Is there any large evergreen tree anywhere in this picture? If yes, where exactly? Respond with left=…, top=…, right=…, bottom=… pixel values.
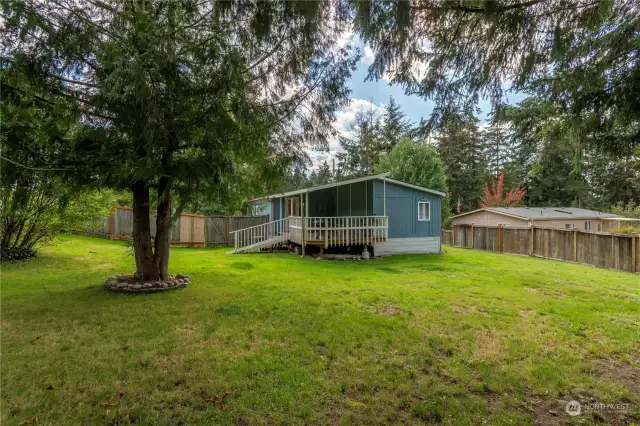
left=381, top=96, right=411, bottom=152
left=436, top=107, right=486, bottom=214
left=344, top=0, right=639, bottom=155
left=314, top=160, right=333, bottom=185
left=2, top=0, right=355, bottom=280
left=500, top=97, right=640, bottom=209
left=335, top=103, right=382, bottom=176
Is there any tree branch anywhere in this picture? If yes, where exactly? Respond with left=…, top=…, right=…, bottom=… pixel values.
left=411, top=0, right=548, bottom=14
left=0, top=155, right=78, bottom=172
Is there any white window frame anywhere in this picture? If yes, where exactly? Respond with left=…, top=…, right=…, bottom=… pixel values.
left=565, top=223, right=574, bottom=229
left=417, top=201, right=431, bottom=221
left=585, top=221, right=591, bottom=231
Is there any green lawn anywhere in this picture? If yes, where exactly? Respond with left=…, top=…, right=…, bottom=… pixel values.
left=2, top=236, right=639, bottom=425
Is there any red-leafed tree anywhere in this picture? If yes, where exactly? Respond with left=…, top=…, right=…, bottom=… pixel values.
left=479, top=172, right=526, bottom=208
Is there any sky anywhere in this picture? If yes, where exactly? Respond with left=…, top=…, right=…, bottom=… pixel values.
left=308, top=34, right=526, bottom=169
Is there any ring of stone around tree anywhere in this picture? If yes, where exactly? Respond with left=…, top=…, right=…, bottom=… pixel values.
left=104, top=274, right=190, bottom=293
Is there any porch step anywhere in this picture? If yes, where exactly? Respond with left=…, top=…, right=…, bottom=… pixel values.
left=228, top=233, right=289, bottom=254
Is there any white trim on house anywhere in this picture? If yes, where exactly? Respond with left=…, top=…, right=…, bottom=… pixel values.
left=452, top=208, right=526, bottom=221
left=418, top=201, right=431, bottom=221
left=384, top=178, right=447, bottom=197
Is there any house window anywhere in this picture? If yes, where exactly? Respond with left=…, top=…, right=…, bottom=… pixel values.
left=418, top=201, right=430, bottom=221
left=565, top=224, right=574, bottom=229
left=585, top=221, right=591, bottom=231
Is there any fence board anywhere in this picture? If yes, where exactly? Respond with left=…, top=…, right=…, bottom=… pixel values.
left=78, top=207, right=260, bottom=247
left=206, top=216, right=268, bottom=246
left=441, top=230, right=453, bottom=245
left=448, top=224, right=639, bottom=274
left=501, top=228, right=530, bottom=255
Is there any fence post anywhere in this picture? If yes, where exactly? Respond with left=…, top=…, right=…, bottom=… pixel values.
left=529, top=226, right=535, bottom=256
left=470, top=223, right=475, bottom=249
left=632, top=236, right=637, bottom=274
left=573, top=228, right=578, bottom=262
left=498, top=224, right=503, bottom=254
left=108, top=207, right=115, bottom=239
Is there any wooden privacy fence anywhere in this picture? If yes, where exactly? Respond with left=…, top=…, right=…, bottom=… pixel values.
left=84, top=206, right=268, bottom=247
left=443, top=225, right=639, bottom=274
left=441, top=229, right=454, bottom=245
left=205, top=216, right=269, bottom=246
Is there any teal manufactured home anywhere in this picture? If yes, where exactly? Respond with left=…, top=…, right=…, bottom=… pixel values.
left=234, top=173, right=445, bottom=255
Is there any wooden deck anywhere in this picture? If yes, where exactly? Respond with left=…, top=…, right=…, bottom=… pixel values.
left=231, top=216, right=388, bottom=253
left=289, top=216, right=388, bottom=248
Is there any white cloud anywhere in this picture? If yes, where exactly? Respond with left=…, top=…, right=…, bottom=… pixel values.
left=381, top=61, right=429, bottom=83
left=363, top=45, right=375, bottom=64
left=308, top=98, right=385, bottom=170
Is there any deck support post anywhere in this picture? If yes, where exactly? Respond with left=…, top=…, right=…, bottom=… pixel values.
left=301, top=194, right=305, bottom=256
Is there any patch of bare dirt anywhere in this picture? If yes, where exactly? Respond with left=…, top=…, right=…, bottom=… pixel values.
left=380, top=306, right=402, bottom=316
left=450, top=304, right=476, bottom=314
left=531, top=392, right=638, bottom=426
left=520, top=309, right=537, bottom=320
left=473, top=329, right=505, bottom=361
left=591, top=358, right=640, bottom=394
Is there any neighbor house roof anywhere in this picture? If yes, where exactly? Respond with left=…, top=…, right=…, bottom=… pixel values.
left=452, top=207, right=620, bottom=221
left=248, top=173, right=446, bottom=202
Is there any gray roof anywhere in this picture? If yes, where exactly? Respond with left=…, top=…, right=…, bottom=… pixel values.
left=487, top=207, right=619, bottom=220
left=248, top=173, right=446, bottom=201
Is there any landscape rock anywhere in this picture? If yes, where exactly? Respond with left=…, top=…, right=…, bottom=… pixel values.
left=104, top=274, right=190, bottom=293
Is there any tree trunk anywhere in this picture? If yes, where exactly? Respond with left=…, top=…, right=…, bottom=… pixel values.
left=152, top=175, right=171, bottom=280
left=131, top=181, right=155, bottom=280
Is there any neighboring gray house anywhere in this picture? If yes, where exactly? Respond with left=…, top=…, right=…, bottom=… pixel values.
left=233, top=173, right=446, bottom=255
left=452, top=207, right=623, bottom=232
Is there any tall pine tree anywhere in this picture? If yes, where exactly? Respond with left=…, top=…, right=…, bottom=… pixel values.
left=381, top=96, right=411, bottom=152
left=3, top=0, right=355, bottom=280
left=436, top=107, right=486, bottom=214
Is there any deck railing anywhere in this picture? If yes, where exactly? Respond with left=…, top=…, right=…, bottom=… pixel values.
left=289, top=216, right=388, bottom=247
left=230, top=217, right=289, bottom=252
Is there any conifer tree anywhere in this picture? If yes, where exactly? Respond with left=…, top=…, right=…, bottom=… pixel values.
left=2, top=0, right=355, bottom=280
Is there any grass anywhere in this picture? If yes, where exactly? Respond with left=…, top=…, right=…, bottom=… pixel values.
left=1, top=235, right=639, bottom=425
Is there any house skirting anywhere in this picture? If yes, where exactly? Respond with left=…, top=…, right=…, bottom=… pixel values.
left=374, top=237, right=441, bottom=255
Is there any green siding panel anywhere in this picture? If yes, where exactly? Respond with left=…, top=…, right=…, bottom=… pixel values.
left=373, top=180, right=441, bottom=238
